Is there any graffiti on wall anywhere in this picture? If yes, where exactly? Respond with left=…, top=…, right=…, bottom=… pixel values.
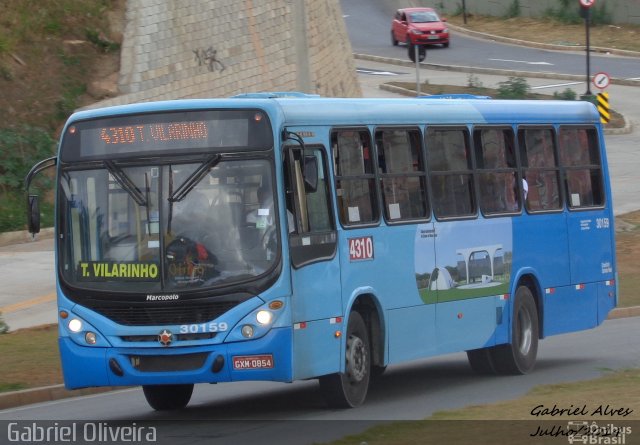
left=193, top=47, right=226, bottom=72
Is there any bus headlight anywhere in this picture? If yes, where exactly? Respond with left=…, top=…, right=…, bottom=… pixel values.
left=256, top=310, right=273, bottom=325
left=241, top=325, right=255, bottom=338
left=85, top=332, right=97, bottom=345
left=68, top=318, right=83, bottom=333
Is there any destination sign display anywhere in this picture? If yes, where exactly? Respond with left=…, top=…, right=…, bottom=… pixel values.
left=61, top=109, right=273, bottom=161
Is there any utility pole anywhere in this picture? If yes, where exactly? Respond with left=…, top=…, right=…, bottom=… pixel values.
left=462, top=0, right=467, bottom=25
left=579, top=0, right=595, bottom=99
left=584, top=6, right=592, bottom=95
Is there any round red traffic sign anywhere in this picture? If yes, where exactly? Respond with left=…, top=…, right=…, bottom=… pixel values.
left=592, top=72, right=610, bottom=89
left=579, top=0, right=595, bottom=8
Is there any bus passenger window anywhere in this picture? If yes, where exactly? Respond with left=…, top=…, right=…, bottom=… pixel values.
left=558, top=127, right=604, bottom=209
left=426, top=127, right=476, bottom=218
left=474, top=128, right=520, bottom=215
left=518, top=128, right=562, bottom=212
left=332, top=129, right=378, bottom=226
left=376, top=128, right=428, bottom=222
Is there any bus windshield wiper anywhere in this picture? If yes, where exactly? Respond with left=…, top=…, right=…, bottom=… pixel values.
left=104, top=160, right=147, bottom=207
left=169, top=154, right=221, bottom=202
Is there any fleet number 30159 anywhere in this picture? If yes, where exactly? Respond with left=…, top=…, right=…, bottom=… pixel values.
left=179, top=322, right=228, bottom=334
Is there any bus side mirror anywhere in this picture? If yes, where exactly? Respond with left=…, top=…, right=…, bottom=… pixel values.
left=303, top=155, right=318, bottom=193
left=27, top=194, right=41, bottom=234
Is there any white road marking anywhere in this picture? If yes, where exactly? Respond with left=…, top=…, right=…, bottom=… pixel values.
left=357, top=69, right=400, bottom=76
left=531, top=81, right=583, bottom=90
left=489, top=58, right=553, bottom=66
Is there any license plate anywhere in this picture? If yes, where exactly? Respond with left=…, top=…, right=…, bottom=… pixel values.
left=232, top=354, right=274, bottom=370
left=428, top=35, right=439, bottom=40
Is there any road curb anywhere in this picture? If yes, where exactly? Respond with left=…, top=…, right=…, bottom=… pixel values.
left=0, top=306, right=637, bottom=411
left=354, top=53, right=640, bottom=88
left=0, top=228, right=54, bottom=248
left=0, top=385, right=123, bottom=411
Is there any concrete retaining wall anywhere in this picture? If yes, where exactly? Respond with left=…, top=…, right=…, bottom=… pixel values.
left=91, top=0, right=360, bottom=109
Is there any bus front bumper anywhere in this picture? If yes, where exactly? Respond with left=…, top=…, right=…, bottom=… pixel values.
left=59, top=327, right=293, bottom=389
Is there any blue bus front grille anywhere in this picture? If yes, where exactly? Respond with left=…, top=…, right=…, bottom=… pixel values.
left=88, top=301, right=239, bottom=326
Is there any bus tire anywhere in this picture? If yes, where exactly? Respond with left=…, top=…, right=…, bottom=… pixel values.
left=491, top=285, right=539, bottom=374
left=142, top=384, right=194, bottom=410
left=370, top=365, right=387, bottom=381
left=466, top=348, right=497, bottom=375
left=319, top=311, right=370, bottom=408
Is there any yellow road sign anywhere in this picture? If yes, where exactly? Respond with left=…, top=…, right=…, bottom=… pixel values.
left=597, top=92, right=609, bottom=124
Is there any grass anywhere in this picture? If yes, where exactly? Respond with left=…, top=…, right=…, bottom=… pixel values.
left=429, top=368, right=640, bottom=420
left=615, top=211, right=640, bottom=307
left=324, top=369, right=640, bottom=445
left=447, top=14, right=640, bottom=53
left=0, top=324, right=61, bottom=391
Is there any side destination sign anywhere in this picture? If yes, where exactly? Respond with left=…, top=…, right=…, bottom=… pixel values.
left=77, top=261, right=160, bottom=281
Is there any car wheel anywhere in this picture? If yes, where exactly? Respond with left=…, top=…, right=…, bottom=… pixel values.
left=443, top=41, right=450, bottom=48
left=391, top=30, right=398, bottom=46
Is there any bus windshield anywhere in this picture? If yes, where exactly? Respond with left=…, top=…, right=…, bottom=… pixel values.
left=58, top=157, right=279, bottom=294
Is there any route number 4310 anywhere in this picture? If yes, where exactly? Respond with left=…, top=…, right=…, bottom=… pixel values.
left=349, top=236, right=374, bottom=261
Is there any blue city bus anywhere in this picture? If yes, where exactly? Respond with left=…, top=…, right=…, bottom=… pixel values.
left=25, top=94, right=617, bottom=410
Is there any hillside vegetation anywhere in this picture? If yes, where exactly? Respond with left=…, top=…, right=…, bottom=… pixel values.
left=0, top=0, right=123, bottom=231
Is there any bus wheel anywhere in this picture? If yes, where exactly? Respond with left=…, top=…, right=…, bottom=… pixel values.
left=142, top=384, right=194, bottom=410
left=466, top=348, right=497, bottom=374
left=319, top=311, right=370, bottom=408
left=370, top=365, right=387, bottom=381
left=492, top=285, right=539, bottom=374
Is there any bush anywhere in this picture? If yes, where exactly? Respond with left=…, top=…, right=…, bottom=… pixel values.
left=504, top=0, right=521, bottom=19
left=544, top=0, right=611, bottom=25
left=497, top=77, right=530, bottom=99
left=467, top=74, right=483, bottom=89
left=0, top=313, right=8, bottom=334
left=0, top=127, right=56, bottom=192
left=553, top=88, right=577, bottom=101
left=0, top=191, right=54, bottom=232
left=0, top=126, right=56, bottom=232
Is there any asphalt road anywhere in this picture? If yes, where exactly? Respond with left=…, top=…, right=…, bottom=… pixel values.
left=342, top=0, right=640, bottom=80
left=1, top=317, right=638, bottom=444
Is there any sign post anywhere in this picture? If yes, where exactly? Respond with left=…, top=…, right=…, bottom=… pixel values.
left=579, top=0, right=595, bottom=97
left=408, top=44, right=426, bottom=97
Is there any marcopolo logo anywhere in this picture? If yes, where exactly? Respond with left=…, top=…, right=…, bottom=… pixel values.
left=146, top=294, right=179, bottom=301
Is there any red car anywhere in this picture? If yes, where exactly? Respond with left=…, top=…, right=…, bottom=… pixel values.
left=391, top=7, right=450, bottom=48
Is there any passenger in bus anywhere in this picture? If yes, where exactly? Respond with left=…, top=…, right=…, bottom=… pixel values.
left=246, top=183, right=294, bottom=232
